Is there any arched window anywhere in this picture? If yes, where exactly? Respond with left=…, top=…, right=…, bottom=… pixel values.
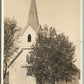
left=28, top=34, right=31, bottom=42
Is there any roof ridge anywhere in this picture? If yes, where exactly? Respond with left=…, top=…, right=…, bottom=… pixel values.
left=8, top=48, right=32, bottom=68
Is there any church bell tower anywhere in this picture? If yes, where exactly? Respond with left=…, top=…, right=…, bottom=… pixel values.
left=21, top=0, right=39, bottom=49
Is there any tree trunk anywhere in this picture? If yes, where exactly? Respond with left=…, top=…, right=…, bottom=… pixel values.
left=4, top=61, right=7, bottom=79
left=36, top=77, right=43, bottom=84
left=52, top=78, right=55, bottom=84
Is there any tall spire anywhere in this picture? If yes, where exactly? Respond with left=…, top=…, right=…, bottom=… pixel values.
left=27, top=0, right=39, bottom=32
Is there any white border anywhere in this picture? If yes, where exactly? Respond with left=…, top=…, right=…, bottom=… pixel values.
left=1, top=0, right=4, bottom=83
left=80, top=0, right=83, bottom=84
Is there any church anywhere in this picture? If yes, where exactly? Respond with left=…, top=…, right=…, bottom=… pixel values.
left=5, top=0, right=80, bottom=84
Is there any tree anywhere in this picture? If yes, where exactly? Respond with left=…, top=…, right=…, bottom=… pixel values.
left=27, top=26, right=78, bottom=84
left=4, top=17, right=19, bottom=79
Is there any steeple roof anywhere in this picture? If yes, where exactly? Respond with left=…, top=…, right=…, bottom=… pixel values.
left=27, top=0, right=39, bottom=32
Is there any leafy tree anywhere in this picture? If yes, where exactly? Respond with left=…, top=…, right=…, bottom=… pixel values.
left=27, top=26, right=78, bottom=84
left=4, top=17, right=19, bottom=79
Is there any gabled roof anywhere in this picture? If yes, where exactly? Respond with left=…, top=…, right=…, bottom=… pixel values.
left=8, top=48, right=32, bottom=68
left=8, top=48, right=80, bottom=80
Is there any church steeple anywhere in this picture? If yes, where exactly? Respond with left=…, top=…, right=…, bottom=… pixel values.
left=27, top=0, right=39, bottom=32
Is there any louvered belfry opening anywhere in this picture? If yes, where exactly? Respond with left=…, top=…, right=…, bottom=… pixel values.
left=28, top=34, right=31, bottom=42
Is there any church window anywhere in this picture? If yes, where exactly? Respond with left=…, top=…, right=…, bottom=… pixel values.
left=28, top=34, right=31, bottom=42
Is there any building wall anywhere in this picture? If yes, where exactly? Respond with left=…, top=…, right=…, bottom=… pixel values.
left=19, top=26, right=37, bottom=49
left=9, top=50, right=36, bottom=84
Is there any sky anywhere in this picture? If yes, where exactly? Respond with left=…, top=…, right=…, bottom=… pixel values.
left=4, top=0, right=81, bottom=69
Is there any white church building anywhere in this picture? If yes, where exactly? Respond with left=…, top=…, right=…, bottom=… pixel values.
left=5, top=0, right=80, bottom=84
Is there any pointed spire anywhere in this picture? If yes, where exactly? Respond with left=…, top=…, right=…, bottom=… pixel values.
left=27, top=0, right=39, bottom=32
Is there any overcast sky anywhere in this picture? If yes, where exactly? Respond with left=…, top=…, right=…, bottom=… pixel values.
left=4, top=0, right=81, bottom=69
